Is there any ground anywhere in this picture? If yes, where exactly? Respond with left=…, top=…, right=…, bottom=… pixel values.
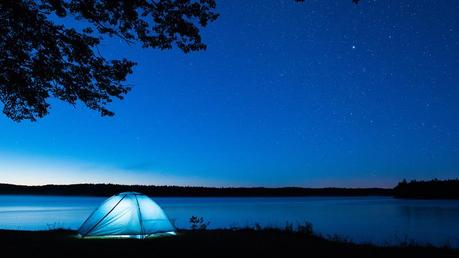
left=0, top=229, right=457, bottom=258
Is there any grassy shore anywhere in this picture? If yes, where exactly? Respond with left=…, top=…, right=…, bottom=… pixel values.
left=0, top=228, right=457, bottom=258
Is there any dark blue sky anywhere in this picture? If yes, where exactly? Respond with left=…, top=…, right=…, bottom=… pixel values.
left=1, top=0, right=458, bottom=187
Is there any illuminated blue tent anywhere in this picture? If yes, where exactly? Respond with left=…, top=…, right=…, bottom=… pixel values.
left=78, top=192, right=175, bottom=238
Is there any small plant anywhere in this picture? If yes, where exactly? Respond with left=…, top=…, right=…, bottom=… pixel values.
left=189, top=216, right=210, bottom=230
left=328, top=234, right=352, bottom=243
left=297, top=221, right=313, bottom=236
left=284, top=222, right=294, bottom=232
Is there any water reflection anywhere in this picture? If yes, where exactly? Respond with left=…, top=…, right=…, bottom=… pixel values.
left=0, top=195, right=458, bottom=246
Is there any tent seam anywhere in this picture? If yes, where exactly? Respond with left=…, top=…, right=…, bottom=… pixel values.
left=134, top=194, right=145, bottom=237
left=83, top=194, right=127, bottom=237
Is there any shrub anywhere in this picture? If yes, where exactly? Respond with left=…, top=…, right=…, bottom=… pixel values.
left=189, top=216, right=210, bottom=230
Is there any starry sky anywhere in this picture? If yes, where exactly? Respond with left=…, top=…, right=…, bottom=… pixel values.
left=0, top=0, right=458, bottom=187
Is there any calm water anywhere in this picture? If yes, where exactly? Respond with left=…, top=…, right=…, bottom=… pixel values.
left=0, top=195, right=458, bottom=246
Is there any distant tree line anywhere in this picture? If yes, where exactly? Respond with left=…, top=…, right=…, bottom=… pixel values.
left=2, top=179, right=458, bottom=198
left=0, top=183, right=391, bottom=197
left=393, top=179, right=459, bottom=199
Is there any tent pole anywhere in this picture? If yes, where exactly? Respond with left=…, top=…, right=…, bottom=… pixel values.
left=134, top=194, right=145, bottom=238
left=83, top=194, right=127, bottom=237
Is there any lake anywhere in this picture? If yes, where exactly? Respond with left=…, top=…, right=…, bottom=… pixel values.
left=0, top=195, right=458, bottom=247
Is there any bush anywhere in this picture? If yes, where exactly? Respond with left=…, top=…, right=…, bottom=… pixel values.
left=189, top=216, right=210, bottom=230
left=297, top=221, right=313, bottom=236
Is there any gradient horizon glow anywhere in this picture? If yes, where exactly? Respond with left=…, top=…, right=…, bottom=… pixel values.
left=1, top=1, right=458, bottom=188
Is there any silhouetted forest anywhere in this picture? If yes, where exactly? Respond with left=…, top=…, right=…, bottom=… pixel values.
left=2, top=179, right=458, bottom=198
left=393, top=179, right=459, bottom=199
left=0, top=183, right=391, bottom=197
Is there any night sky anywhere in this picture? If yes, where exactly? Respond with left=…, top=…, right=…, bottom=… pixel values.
left=0, top=0, right=458, bottom=187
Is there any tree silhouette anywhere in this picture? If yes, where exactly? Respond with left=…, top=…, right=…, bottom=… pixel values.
left=1, top=0, right=360, bottom=122
left=0, top=0, right=218, bottom=122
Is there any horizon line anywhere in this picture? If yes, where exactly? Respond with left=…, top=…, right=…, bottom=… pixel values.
left=0, top=182, right=397, bottom=189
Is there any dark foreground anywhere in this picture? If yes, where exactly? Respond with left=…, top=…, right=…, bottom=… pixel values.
left=0, top=229, right=457, bottom=258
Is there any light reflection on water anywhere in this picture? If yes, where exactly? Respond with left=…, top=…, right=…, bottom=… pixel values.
left=0, top=195, right=459, bottom=247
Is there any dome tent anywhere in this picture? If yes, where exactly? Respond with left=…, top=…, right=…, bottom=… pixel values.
left=78, top=192, right=175, bottom=239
